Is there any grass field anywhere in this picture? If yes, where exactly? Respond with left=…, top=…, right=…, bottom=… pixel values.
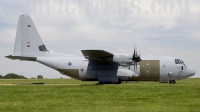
left=0, top=78, right=200, bottom=112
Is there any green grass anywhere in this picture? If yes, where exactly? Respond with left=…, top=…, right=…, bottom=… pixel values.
left=0, top=78, right=200, bottom=112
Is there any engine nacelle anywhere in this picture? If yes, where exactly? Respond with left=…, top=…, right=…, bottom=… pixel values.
left=113, top=53, right=132, bottom=64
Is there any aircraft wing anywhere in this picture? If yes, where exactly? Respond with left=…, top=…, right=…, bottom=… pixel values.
left=81, top=50, right=115, bottom=63
left=81, top=50, right=133, bottom=66
left=82, top=50, right=113, bottom=58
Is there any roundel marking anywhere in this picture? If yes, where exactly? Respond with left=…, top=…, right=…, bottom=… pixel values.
left=68, top=62, right=72, bottom=66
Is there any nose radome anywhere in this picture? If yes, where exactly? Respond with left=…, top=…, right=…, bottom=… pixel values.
left=187, top=67, right=195, bottom=77
left=177, top=67, right=195, bottom=80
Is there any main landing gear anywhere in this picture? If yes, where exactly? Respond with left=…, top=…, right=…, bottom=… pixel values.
left=99, top=78, right=121, bottom=84
left=169, top=80, right=176, bottom=84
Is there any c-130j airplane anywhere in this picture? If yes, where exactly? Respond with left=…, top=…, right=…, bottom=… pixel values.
left=6, top=15, right=195, bottom=84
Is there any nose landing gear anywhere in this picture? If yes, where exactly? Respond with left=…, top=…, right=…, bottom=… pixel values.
left=169, top=80, right=176, bottom=84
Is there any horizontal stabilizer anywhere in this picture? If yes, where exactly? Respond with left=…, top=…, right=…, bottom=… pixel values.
left=5, top=55, right=36, bottom=61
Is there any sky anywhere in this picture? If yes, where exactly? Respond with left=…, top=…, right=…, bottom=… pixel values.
left=0, top=0, right=199, bottom=78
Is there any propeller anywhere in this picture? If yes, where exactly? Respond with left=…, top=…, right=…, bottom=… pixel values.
left=132, top=45, right=142, bottom=71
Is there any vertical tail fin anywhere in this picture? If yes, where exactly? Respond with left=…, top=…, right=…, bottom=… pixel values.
left=13, top=14, right=48, bottom=57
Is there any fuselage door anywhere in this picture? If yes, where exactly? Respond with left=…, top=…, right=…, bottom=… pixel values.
left=137, top=60, right=160, bottom=81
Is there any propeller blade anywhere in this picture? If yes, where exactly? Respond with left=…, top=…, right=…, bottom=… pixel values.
left=134, top=61, right=136, bottom=71
left=132, top=44, right=142, bottom=69
left=134, top=44, right=137, bottom=57
left=136, top=47, right=137, bottom=56
left=136, top=62, right=137, bottom=72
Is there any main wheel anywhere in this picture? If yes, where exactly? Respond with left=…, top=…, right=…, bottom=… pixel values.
left=169, top=80, right=176, bottom=84
left=116, top=78, right=121, bottom=84
left=99, top=82, right=105, bottom=84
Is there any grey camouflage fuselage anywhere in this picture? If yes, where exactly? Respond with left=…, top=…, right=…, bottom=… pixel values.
left=6, top=15, right=195, bottom=84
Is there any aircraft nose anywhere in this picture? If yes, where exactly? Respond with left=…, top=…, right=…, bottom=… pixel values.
left=187, top=67, right=195, bottom=77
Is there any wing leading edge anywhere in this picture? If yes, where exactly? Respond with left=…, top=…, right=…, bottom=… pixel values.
left=82, top=50, right=113, bottom=58
left=81, top=50, right=115, bottom=63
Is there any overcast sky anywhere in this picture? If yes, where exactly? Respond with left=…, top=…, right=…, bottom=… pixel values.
left=0, top=0, right=199, bottom=78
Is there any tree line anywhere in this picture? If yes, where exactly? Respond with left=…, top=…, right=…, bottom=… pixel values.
left=0, top=73, right=43, bottom=79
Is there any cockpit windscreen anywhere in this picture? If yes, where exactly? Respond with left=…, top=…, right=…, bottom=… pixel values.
left=175, top=59, right=186, bottom=66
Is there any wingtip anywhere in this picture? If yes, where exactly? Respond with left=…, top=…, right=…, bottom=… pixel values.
left=5, top=55, right=12, bottom=58
left=5, top=55, right=13, bottom=60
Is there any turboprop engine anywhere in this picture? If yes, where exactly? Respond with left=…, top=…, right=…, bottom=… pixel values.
left=113, top=53, right=133, bottom=64
left=112, top=46, right=142, bottom=70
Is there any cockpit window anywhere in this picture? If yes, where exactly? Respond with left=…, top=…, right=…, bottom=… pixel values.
left=175, top=59, right=186, bottom=66
left=175, top=59, right=179, bottom=64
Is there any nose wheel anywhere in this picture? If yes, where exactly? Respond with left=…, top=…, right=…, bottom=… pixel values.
left=169, top=80, right=176, bottom=84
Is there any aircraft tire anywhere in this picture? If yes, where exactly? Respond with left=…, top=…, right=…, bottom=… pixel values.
left=99, top=82, right=103, bottom=84
left=169, top=80, right=176, bottom=84
left=99, top=82, right=105, bottom=84
left=117, top=79, right=121, bottom=84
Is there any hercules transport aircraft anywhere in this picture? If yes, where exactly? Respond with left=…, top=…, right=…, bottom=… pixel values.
left=6, top=15, right=195, bottom=84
